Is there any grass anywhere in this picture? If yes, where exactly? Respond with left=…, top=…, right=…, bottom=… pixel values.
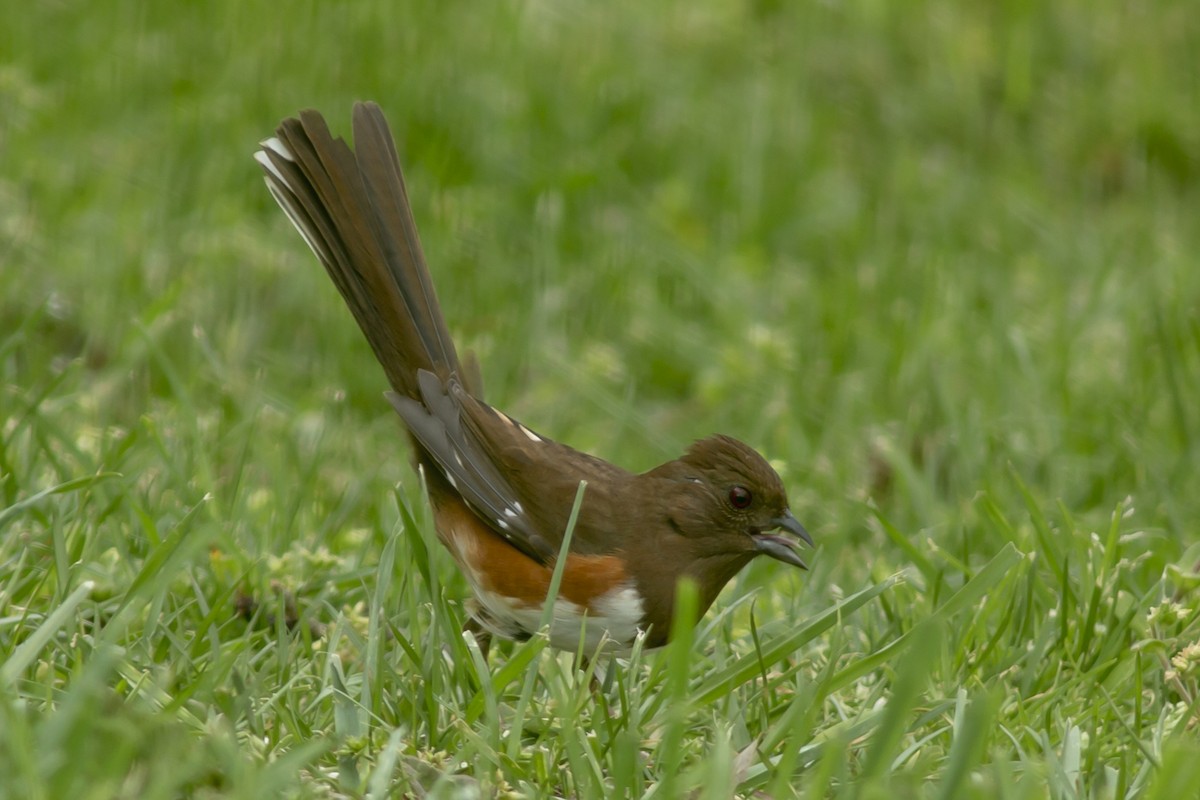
left=3, top=0, right=1200, bottom=796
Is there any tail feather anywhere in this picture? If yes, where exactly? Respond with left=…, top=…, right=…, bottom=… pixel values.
left=351, top=106, right=460, bottom=374
left=255, top=102, right=461, bottom=400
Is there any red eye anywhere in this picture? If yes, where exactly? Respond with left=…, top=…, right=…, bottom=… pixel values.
left=728, top=486, right=753, bottom=509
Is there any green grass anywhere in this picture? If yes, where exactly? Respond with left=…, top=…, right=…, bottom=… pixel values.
left=3, top=0, right=1200, bottom=796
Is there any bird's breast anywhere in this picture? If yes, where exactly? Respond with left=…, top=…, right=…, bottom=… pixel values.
left=436, top=498, right=648, bottom=653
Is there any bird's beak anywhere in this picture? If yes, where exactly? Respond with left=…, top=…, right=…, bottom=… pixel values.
left=772, top=509, right=814, bottom=547
left=753, top=509, right=814, bottom=570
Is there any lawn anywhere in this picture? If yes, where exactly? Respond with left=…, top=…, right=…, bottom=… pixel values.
left=3, top=1, right=1199, bottom=797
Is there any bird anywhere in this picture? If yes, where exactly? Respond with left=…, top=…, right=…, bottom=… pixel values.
left=254, top=102, right=812, bottom=656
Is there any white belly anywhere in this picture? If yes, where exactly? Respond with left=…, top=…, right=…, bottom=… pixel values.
left=469, top=582, right=646, bottom=654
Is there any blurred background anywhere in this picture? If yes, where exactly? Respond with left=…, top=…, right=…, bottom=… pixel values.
left=7, top=0, right=1197, bottom=552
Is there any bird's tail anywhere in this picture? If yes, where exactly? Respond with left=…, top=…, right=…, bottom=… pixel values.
left=255, top=102, right=461, bottom=401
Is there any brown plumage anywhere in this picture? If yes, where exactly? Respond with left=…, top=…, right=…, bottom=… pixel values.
left=255, top=103, right=812, bottom=653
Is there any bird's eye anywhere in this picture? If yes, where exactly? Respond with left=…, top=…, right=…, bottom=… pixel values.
left=728, top=486, right=753, bottom=509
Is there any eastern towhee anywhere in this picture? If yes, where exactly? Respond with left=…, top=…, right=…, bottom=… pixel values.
left=255, top=103, right=812, bottom=655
